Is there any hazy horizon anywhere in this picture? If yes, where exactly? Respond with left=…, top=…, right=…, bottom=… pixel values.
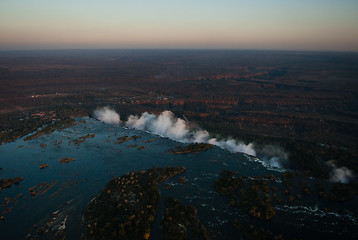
left=1, top=0, right=358, bottom=52
left=1, top=48, right=358, bottom=54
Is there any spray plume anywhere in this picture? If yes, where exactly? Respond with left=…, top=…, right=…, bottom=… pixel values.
left=125, top=111, right=256, bottom=155
left=93, top=106, right=121, bottom=125
left=258, top=145, right=289, bottom=168
left=93, top=107, right=288, bottom=168
left=326, top=161, right=355, bottom=183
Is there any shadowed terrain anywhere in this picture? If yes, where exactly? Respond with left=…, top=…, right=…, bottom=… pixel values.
left=1, top=50, right=357, bottom=178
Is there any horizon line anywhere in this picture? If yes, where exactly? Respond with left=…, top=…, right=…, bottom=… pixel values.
left=0, top=47, right=357, bottom=54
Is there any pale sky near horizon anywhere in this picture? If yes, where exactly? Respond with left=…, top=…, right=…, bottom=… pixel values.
left=0, top=0, right=358, bottom=51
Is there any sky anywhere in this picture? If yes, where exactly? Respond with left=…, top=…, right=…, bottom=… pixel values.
left=0, top=0, right=358, bottom=51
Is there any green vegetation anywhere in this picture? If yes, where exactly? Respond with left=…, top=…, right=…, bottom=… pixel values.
left=86, top=166, right=186, bottom=240
left=0, top=177, right=24, bottom=192
left=169, top=143, right=213, bottom=154
left=24, top=118, right=76, bottom=141
left=214, top=171, right=277, bottom=221
left=59, top=157, right=75, bottom=164
left=114, top=135, right=141, bottom=144
left=161, top=198, right=210, bottom=240
left=69, top=133, right=95, bottom=145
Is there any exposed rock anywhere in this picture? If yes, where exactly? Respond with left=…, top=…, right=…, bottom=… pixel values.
left=69, top=133, right=95, bottom=145
left=29, top=181, right=58, bottom=198
left=59, top=157, right=75, bottom=164
left=0, top=177, right=24, bottom=191
left=114, top=135, right=141, bottom=144
left=39, top=164, right=49, bottom=169
left=178, top=176, right=186, bottom=184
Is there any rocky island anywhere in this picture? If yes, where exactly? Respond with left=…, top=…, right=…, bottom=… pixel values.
left=169, top=143, right=214, bottom=154
left=86, top=166, right=186, bottom=239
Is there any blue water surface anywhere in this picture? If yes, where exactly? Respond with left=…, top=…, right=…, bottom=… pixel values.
left=0, top=118, right=357, bottom=239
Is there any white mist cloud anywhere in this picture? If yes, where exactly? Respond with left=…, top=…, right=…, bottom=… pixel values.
left=93, top=107, right=290, bottom=168
left=93, top=106, right=121, bottom=125
left=124, top=110, right=257, bottom=156
left=326, top=161, right=355, bottom=184
left=207, top=138, right=256, bottom=156
left=258, top=145, right=288, bottom=168
left=126, top=111, right=190, bottom=141
left=264, top=157, right=283, bottom=168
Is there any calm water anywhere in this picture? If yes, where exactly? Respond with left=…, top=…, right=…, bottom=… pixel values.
left=0, top=118, right=357, bottom=239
